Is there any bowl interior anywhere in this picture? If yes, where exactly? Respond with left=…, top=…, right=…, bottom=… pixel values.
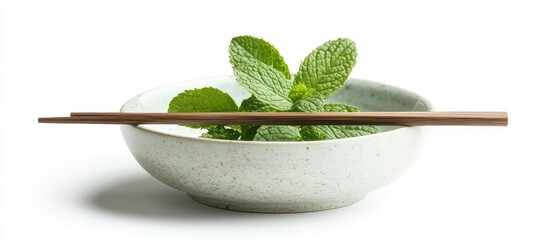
left=121, top=76, right=432, bottom=138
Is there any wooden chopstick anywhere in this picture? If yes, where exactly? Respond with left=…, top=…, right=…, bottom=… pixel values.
left=37, top=112, right=508, bottom=126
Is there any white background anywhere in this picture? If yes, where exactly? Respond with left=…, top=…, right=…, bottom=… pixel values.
left=2, top=0, right=548, bottom=239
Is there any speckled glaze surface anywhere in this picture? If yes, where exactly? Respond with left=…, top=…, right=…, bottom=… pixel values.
left=120, top=76, right=433, bottom=213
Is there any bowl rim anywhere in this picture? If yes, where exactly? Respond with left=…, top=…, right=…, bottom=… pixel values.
left=120, top=75, right=433, bottom=145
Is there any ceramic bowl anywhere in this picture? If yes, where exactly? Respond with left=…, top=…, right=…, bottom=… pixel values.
left=120, top=76, right=433, bottom=213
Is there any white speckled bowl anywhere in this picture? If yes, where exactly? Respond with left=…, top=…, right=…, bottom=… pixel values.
left=120, top=76, right=432, bottom=213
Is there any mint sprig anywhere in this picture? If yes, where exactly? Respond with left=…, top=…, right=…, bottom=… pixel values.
left=168, top=36, right=380, bottom=141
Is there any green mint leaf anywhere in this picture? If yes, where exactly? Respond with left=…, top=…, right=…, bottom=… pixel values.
left=230, top=36, right=291, bottom=79
left=168, top=87, right=238, bottom=113
left=168, top=87, right=238, bottom=129
left=289, top=83, right=317, bottom=102
left=291, top=96, right=324, bottom=112
left=201, top=126, right=240, bottom=140
left=300, top=125, right=379, bottom=141
left=253, top=125, right=302, bottom=141
left=299, top=126, right=326, bottom=141
left=240, top=125, right=260, bottom=141
left=233, top=63, right=293, bottom=111
left=294, top=38, right=357, bottom=98
left=323, top=103, right=360, bottom=112
left=239, top=96, right=277, bottom=112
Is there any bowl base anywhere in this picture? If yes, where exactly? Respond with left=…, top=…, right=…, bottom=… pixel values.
left=188, top=194, right=366, bottom=213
